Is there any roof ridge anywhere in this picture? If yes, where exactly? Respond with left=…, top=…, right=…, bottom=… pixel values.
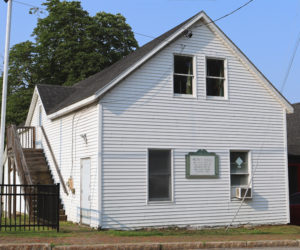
left=37, top=84, right=76, bottom=89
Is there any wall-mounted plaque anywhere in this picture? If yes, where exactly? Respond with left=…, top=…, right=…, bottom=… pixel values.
left=186, top=150, right=219, bottom=178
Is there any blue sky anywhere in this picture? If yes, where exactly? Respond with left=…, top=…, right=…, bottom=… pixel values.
left=0, top=0, right=299, bottom=104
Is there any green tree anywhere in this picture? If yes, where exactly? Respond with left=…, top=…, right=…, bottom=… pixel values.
left=1, top=0, right=138, bottom=125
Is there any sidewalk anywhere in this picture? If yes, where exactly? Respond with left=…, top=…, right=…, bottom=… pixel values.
left=2, top=223, right=300, bottom=249
left=1, top=239, right=300, bottom=249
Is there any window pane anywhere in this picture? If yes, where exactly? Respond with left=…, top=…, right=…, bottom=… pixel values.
left=230, top=152, right=248, bottom=174
left=231, top=175, right=249, bottom=186
left=174, top=55, right=193, bottom=75
left=149, top=149, right=171, bottom=201
left=174, top=75, right=193, bottom=94
left=207, top=59, right=224, bottom=77
left=206, top=78, right=224, bottom=96
left=230, top=151, right=249, bottom=187
left=149, top=175, right=170, bottom=200
left=149, top=150, right=171, bottom=175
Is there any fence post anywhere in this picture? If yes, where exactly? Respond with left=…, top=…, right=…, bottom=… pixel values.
left=57, top=183, right=60, bottom=232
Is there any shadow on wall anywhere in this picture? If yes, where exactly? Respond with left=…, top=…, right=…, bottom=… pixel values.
left=102, top=61, right=173, bottom=116
left=248, top=191, right=269, bottom=211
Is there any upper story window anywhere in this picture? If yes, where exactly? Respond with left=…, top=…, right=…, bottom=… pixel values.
left=206, top=58, right=225, bottom=97
left=173, top=55, right=194, bottom=95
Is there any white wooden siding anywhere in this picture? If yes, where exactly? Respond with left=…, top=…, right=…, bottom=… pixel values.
left=100, top=20, right=288, bottom=229
left=29, top=100, right=99, bottom=227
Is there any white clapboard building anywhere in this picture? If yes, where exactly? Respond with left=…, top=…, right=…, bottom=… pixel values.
left=22, top=11, right=293, bottom=229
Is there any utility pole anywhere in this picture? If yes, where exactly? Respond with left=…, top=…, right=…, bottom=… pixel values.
left=0, top=0, right=13, bottom=185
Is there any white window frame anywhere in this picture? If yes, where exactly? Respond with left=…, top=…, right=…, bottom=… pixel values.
left=173, top=53, right=197, bottom=98
left=146, top=148, right=174, bottom=205
left=229, top=149, right=252, bottom=200
left=205, top=56, right=228, bottom=100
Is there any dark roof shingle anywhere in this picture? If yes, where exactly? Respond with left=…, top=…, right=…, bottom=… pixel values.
left=37, top=84, right=76, bottom=114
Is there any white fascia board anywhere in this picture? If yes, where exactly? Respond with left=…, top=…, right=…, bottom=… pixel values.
left=48, top=95, right=97, bottom=120
left=203, top=14, right=294, bottom=114
left=94, top=12, right=205, bottom=98
left=25, top=86, right=39, bottom=126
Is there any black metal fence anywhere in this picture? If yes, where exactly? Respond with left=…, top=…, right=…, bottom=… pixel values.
left=0, top=184, right=60, bottom=232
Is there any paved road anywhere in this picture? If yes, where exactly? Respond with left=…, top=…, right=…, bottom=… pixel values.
left=209, top=248, right=300, bottom=250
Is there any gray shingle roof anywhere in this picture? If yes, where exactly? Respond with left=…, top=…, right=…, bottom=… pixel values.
left=287, top=103, right=300, bottom=156
left=37, top=84, right=76, bottom=114
left=37, top=12, right=199, bottom=115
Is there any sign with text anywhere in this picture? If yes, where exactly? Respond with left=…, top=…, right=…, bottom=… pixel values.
left=186, top=150, right=219, bottom=178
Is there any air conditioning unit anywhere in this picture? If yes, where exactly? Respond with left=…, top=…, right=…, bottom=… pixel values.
left=236, top=187, right=252, bottom=199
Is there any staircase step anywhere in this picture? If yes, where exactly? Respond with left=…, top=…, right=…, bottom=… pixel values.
left=28, top=165, right=49, bottom=171
left=23, top=149, right=44, bottom=153
left=21, top=147, right=68, bottom=222
left=26, top=158, right=48, bottom=162
left=24, top=153, right=45, bottom=158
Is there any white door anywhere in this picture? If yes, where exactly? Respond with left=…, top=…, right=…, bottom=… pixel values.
left=81, top=158, right=91, bottom=225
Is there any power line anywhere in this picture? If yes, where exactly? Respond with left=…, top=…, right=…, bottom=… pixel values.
left=135, top=0, right=255, bottom=40
left=13, top=0, right=47, bottom=11
left=13, top=0, right=254, bottom=43
left=280, top=31, right=300, bottom=93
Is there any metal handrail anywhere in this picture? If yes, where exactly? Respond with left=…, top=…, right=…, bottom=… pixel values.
left=40, top=126, right=68, bottom=195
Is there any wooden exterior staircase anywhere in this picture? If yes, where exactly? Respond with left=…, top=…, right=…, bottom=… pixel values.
left=6, top=125, right=67, bottom=221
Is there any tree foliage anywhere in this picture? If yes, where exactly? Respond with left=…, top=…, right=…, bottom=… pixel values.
left=1, top=0, right=138, bottom=125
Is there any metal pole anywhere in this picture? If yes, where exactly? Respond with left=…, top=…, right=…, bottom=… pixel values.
left=0, top=0, right=13, bottom=186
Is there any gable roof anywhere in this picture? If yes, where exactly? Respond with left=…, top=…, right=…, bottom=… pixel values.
left=37, top=84, right=76, bottom=114
left=287, top=103, right=300, bottom=156
left=34, top=11, right=293, bottom=119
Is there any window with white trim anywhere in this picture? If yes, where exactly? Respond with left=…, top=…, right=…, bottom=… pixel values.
left=173, top=55, right=194, bottom=95
left=206, top=58, right=225, bottom=97
left=148, top=149, right=172, bottom=201
left=230, top=151, right=249, bottom=187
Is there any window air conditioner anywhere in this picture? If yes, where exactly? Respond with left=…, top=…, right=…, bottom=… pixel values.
left=236, top=187, right=252, bottom=199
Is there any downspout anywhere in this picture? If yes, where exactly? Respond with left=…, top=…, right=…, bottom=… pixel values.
left=98, top=102, right=103, bottom=228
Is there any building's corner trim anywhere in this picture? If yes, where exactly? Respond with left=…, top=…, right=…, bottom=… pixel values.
left=283, top=108, right=290, bottom=223
left=97, top=102, right=103, bottom=228
left=25, top=87, right=39, bottom=126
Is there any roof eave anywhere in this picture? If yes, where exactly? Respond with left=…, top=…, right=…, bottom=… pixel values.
left=47, top=95, right=97, bottom=120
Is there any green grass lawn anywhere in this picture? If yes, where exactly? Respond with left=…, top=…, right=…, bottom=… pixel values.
left=1, top=221, right=300, bottom=238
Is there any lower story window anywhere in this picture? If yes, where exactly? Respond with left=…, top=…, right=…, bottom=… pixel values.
left=148, top=149, right=171, bottom=201
left=230, top=151, right=249, bottom=186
